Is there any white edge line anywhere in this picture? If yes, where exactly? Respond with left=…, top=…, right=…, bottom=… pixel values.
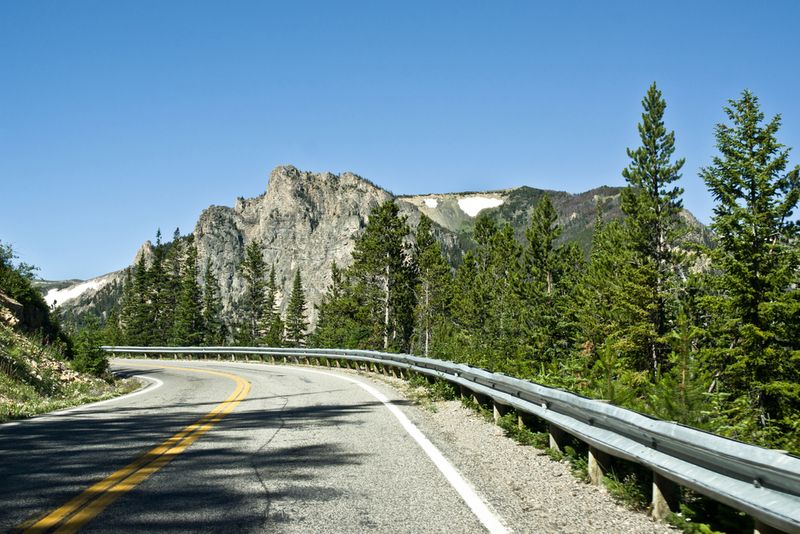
left=275, top=365, right=511, bottom=534
left=0, top=374, right=164, bottom=429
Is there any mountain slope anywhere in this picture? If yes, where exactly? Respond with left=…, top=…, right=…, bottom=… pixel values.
left=46, top=165, right=705, bottom=330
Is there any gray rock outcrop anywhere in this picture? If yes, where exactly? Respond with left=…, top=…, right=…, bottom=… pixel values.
left=194, top=165, right=393, bottom=326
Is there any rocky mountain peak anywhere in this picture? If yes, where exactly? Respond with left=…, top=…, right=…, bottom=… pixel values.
left=195, top=166, right=393, bottom=327
left=265, top=165, right=388, bottom=205
left=133, top=241, right=155, bottom=267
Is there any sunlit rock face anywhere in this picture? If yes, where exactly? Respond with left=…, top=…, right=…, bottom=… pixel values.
left=194, top=165, right=393, bottom=326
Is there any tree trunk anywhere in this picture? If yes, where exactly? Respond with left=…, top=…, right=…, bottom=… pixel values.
left=383, top=263, right=390, bottom=350
left=424, top=282, right=430, bottom=357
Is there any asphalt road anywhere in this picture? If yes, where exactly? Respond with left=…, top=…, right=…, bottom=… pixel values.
left=0, top=359, right=506, bottom=533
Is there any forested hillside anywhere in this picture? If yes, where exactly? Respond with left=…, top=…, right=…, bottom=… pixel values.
left=312, top=85, right=800, bottom=455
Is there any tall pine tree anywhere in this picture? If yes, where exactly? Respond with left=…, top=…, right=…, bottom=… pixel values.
left=237, top=240, right=267, bottom=344
left=519, top=194, right=583, bottom=369
left=620, top=82, right=686, bottom=375
left=171, top=235, right=204, bottom=345
left=284, top=270, right=308, bottom=347
left=257, top=265, right=283, bottom=346
left=155, top=229, right=183, bottom=344
left=202, top=259, right=225, bottom=345
left=349, top=200, right=417, bottom=352
left=126, top=254, right=153, bottom=346
left=412, top=215, right=452, bottom=357
left=448, top=216, right=523, bottom=372
left=700, top=90, right=800, bottom=449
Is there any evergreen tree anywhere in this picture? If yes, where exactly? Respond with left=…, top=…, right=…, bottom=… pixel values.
left=149, top=229, right=169, bottom=344
left=118, top=267, right=135, bottom=344
left=258, top=265, right=284, bottom=346
left=519, top=195, right=583, bottom=369
left=284, top=270, right=308, bottom=347
left=621, top=82, right=687, bottom=375
left=575, top=209, right=651, bottom=394
left=700, top=90, right=800, bottom=448
left=202, top=259, right=225, bottom=345
left=155, top=229, right=183, bottom=344
left=349, top=200, right=417, bottom=351
left=448, top=250, right=483, bottom=364
left=126, top=254, right=153, bottom=346
left=448, top=216, right=523, bottom=372
left=237, top=240, right=267, bottom=344
left=647, top=308, right=711, bottom=428
left=312, top=261, right=372, bottom=349
left=171, top=235, right=204, bottom=345
left=72, top=314, right=109, bottom=376
left=412, top=215, right=452, bottom=357
left=101, top=306, right=124, bottom=346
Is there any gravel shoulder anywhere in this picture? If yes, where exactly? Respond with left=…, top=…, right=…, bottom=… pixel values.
left=347, top=368, right=677, bottom=534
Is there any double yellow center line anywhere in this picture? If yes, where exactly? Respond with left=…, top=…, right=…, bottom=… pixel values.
left=20, top=365, right=251, bottom=533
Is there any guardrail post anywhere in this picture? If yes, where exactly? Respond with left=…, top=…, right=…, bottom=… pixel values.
left=651, top=473, right=680, bottom=520
left=549, top=424, right=567, bottom=452
left=588, top=447, right=611, bottom=485
left=493, top=401, right=509, bottom=423
left=517, top=412, right=535, bottom=430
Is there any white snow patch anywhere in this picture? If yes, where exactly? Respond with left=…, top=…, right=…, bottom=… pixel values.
left=424, top=198, right=439, bottom=208
left=457, top=197, right=504, bottom=217
left=45, top=279, right=107, bottom=307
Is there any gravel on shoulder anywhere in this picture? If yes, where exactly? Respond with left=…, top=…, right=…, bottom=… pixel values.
left=356, top=371, right=677, bottom=534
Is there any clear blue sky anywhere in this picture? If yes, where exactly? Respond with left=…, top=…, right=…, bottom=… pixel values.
left=1, top=1, right=798, bottom=280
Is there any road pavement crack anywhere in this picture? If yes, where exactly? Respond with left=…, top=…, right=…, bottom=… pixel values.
left=253, top=394, right=289, bottom=531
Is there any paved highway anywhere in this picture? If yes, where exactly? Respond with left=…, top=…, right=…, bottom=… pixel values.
left=0, top=359, right=507, bottom=533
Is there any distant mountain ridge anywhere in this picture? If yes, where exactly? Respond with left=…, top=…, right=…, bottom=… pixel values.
left=42, top=165, right=706, bottom=329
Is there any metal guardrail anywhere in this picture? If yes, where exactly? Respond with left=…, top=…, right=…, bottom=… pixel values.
left=102, top=345, right=800, bottom=533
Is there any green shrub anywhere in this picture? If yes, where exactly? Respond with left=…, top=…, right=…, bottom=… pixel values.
left=71, top=315, right=108, bottom=377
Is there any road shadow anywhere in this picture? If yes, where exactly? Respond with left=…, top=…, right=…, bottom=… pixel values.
left=0, top=390, right=394, bottom=532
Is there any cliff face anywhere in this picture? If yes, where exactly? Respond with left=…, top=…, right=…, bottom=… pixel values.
left=194, top=166, right=393, bottom=326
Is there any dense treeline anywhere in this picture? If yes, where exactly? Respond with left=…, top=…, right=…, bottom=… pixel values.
left=313, top=85, right=800, bottom=454
left=105, top=230, right=309, bottom=349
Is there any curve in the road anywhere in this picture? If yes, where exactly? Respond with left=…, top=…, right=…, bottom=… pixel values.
left=19, top=364, right=250, bottom=533
left=295, top=366, right=508, bottom=534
